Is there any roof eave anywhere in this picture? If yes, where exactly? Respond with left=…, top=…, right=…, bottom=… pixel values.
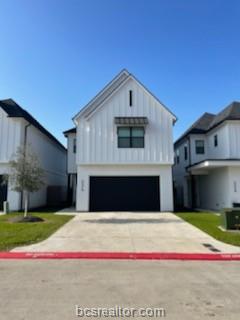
left=72, top=69, right=130, bottom=122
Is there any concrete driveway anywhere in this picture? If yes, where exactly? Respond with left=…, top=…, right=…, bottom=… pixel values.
left=12, top=212, right=240, bottom=253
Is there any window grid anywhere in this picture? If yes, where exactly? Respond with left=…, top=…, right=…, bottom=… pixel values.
left=118, top=127, right=144, bottom=148
left=73, top=138, right=76, bottom=153
left=195, top=140, right=205, bottom=154
left=176, top=149, right=180, bottom=164
left=184, top=145, right=188, bottom=160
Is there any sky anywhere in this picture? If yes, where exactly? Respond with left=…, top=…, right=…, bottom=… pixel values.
left=0, top=0, right=240, bottom=145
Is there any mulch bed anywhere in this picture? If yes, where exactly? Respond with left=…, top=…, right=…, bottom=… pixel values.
left=8, top=216, right=44, bottom=223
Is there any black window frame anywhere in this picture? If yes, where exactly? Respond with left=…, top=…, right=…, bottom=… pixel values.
left=117, top=126, right=145, bottom=148
left=195, top=140, right=205, bottom=154
left=176, top=149, right=180, bottom=164
left=214, top=134, right=218, bottom=147
left=184, top=145, right=188, bottom=160
left=73, top=138, right=77, bottom=153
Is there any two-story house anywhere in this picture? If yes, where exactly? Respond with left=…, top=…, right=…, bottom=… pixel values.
left=64, top=69, right=176, bottom=212
left=173, top=101, right=240, bottom=211
left=0, top=99, right=67, bottom=211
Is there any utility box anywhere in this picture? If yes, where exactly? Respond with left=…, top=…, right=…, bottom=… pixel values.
left=221, top=208, right=240, bottom=230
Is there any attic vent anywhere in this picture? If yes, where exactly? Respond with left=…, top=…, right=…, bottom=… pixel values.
left=129, top=90, right=133, bottom=106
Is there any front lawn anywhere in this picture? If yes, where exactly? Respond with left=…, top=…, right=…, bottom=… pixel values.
left=176, top=212, right=240, bottom=247
left=0, top=213, right=73, bottom=251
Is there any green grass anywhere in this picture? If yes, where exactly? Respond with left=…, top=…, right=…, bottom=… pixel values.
left=0, top=213, right=73, bottom=251
left=176, top=212, right=240, bottom=247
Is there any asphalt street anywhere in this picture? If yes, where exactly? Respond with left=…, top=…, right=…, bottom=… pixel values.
left=0, top=259, right=240, bottom=319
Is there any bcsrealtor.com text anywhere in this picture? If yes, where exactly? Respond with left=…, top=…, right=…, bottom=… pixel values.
left=75, top=305, right=166, bottom=318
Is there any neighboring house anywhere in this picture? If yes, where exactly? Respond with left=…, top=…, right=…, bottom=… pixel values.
left=173, top=101, right=240, bottom=211
left=0, top=99, right=67, bottom=211
left=64, top=69, right=176, bottom=212
left=63, top=127, right=77, bottom=205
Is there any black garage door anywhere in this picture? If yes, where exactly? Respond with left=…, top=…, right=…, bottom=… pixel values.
left=89, top=176, right=160, bottom=211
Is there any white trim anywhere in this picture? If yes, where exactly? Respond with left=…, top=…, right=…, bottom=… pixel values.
left=72, top=70, right=177, bottom=124
left=77, top=162, right=174, bottom=166
left=189, top=160, right=240, bottom=171
left=73, top=69, right=130, bottom=122
left=85, top=77, right=131, bottom=120
left=130, top=74, right=177, bottom=121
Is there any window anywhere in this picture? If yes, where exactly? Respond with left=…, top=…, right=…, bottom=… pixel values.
left=214, top=135, right=218, bottom=147
left=118, top=127, right=144, bottom=148
left=176, top=149, right=180, bottom=164
left=73, top=138, right=76, bottom=153
left=184, top=145, right=188, bottom=160
left=195, top=140, right=205, bottom=154
left=129, top=90, right=133, bottom=106
left=234, top=181, right=237, bottom=193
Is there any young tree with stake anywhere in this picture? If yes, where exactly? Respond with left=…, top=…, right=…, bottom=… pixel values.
left=6, top=146, right=45, bottom=217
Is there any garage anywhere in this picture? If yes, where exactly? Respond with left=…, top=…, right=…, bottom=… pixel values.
left=89, top=176, right=160, bottom=211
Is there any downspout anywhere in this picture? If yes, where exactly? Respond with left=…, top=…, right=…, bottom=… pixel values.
left=20, top=122, right=31, bottom=210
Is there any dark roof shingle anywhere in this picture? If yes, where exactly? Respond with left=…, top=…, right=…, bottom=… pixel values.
left=0, top=99, right=66, bottom=151
left=63, top=127, right=76, bottom=136
left=174, top=112, right=215, bottom=145
left=175, top=101, right=240, bottom=146
left=209, top=101, right=240, bottom=129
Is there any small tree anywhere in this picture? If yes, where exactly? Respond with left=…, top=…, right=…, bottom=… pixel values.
left=7, top=146, right=45, bottom=217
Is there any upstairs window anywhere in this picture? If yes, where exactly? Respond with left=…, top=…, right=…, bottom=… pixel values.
left=195, top=140, right=205, bottom=154
left=73, top=138, right=77, bottom=153
left=176, top=149, right=180, bottom=164
left=118, top=127, right=144, bottom=148
left=184, top=145, right=188, bottom=160
left=214, top=135, right=218, bottom=147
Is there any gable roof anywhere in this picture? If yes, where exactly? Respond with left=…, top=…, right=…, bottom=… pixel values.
left=0, top=99, right=66, bottom=151
left=209, top=101, right=240, bottom=129
left=174, top=101, right=240, bottom=146
left=63, top=127, right=76, bottom=137
left=174, top=112, right=215, bottom=146
left=73, top=69, right=177, bottom=122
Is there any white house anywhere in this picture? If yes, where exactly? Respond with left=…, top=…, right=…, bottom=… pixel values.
left=173, top=101, right=240, bottom=211
left=64, top=69, right=176, bottom=212
left=0, top=99, right=67, bottom=211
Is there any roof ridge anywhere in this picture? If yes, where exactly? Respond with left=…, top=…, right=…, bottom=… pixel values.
left=174, top=112, right=216, bottom=146
left=72, top=69, right=177, bottom=122
left=175, top=101, right=240, bottom=146
left=73, top=69, right=130, bottom=121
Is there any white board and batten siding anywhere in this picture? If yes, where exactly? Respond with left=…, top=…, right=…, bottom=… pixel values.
left=0, top=108, right=23, bottom=163
left=0, top=105, right=67, bottom=211
left=26, top=124, right=67, bottom=209
left=74, top=73, right=176, bottom=212
left=0, top=108, right=24, bottom=210
left=77, top=78, right=174, bottom=165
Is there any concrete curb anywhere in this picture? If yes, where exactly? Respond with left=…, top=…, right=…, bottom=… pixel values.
left=1, top=252, right=240, bottom=260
